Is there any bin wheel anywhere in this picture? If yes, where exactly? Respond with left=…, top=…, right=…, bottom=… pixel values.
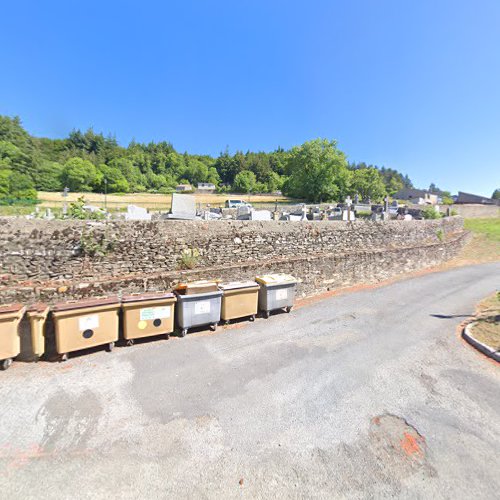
left=60, top=353, right=68, bottom=362
left=106, top=342, right=115, bottom=352
left=264, top=311, right=270, bottom=319
left=165, top=333, right=170, bottom=340
left=126, top=339, right=134, bottom=347
left=180, top=328, right=188, bottom=337
left=210, top=323, right=217, bottom=332
left=286, top=306, right=293, bottom=313
left=249, top=315, right=255, bottom=322
left=0, top=358, right=13, bottom=371
left=224, top=320, right=231, bottom=325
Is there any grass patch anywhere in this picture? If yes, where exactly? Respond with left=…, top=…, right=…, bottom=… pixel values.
left=470, top=293, right=500, bottom=351
left=37, top=191, right=297, bottom=211
left=464, top=218, right=500, bottom=242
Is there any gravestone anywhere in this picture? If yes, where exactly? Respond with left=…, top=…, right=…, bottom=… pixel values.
left=166, top=193, right=197, bottom=220
left=250, top=210, right=272, bottom=221
left=125, top=205, right=151, bottom=221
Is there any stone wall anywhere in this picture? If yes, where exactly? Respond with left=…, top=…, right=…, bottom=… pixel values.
left=448, top=204, right=499, bottom=219
left=0, top=217, right=467, bottom=304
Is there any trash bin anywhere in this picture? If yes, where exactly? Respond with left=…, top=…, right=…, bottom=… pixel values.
left=219, top=281, right=260, bottom=323
left=26, top=303, right=50, bottom=361
left=122, top=292, right=176, bottom=345
left=255, top=274, right=297, bottom=318
left=0, top=304, right=26, bottom=370
left=52, top=296, right=120, bottom=361
left=174, top=282, right=222, bottom=337
left=175, top=280, right=219, bottom=295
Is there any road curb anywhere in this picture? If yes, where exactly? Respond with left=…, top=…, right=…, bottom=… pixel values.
left=462, top=322, right=500, bottom=363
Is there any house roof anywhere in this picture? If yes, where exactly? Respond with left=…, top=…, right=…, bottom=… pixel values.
left=455, top=192, right=498, bottom=205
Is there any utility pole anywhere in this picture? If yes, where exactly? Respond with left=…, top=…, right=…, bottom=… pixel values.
left=104, top=178, right=108, bottom=213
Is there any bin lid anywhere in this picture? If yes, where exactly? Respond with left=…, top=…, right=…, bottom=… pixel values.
left=218, top=280, right=259, bottom=291
left=255, top=274, right=297, bottom=285
left=52, top=296, right=120, bottom=312
left=27, top=303, right=50, bottom=316
left=175, top=280, right=219, bottom=295
left=122, top=292, right=175, bottom=303
left=0, top=303, right=25, bottom=316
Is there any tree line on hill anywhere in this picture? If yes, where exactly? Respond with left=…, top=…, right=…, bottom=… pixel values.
left=0, top=115, right=415, bottom=204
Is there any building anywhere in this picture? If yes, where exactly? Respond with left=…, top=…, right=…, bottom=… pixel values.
left=393, top=188, right=438, bottom=205
left=196, top=182, right=216, bottom=193
left=176, top=184, right=193, bottom=192
left=454, top=191, right=499, bottom=205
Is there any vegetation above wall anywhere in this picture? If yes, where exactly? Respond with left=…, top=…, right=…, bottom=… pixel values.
left=0, top=115, right=414, bottom=203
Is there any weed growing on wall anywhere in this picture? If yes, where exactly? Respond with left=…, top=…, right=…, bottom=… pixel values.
left=178, top=248, right=200, bottom=269
left=79, top=229, right=115, bottom=257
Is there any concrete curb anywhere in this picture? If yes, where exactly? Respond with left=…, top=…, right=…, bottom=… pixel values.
left=462, top=322, right=500, bottom=363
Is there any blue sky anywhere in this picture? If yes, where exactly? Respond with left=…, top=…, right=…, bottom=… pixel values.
left=1, top=0, right=499, bottom=196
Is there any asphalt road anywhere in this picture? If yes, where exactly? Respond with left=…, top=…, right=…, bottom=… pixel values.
left=1, top=263, right=499, bottom=499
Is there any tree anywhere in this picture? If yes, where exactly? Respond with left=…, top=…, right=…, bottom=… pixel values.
left=61, top=157, right=99, bottom=191
left=8, top=171, right=37, bottom=200
left=35, top=160, right=63, bottom=191
left=351, top=168, right=386, bottom=201
left=492, top=189, right=500, bottom=200
left=97, top=164, right=130, bottom=193
left=233, top=171, right=257, bottom=193
left=283, top=139, right=350, bottom=202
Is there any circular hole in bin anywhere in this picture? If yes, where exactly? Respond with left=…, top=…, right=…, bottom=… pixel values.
left=153, top=319, right=162, bottom=327
left=82, top=329, right=94, bottom=339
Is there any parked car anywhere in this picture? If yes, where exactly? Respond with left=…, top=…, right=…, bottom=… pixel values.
left=225, top=199, right=252, bottom=208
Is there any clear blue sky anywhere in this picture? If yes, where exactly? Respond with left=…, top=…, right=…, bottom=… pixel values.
left=1, top=0, right=499, bottom=196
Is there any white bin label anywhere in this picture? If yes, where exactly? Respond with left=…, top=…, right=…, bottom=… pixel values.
left=140, top=306, right=171, bottom=321
left=194, top=301, right=211, bottom=315
left=79, top=315, right=99, bottom=331
left=275, top=289, right=288, bottom=300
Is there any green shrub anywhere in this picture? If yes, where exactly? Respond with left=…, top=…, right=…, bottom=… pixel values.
left=68, top=196, right=105, bottom=220
left=421, top=206, right=441, bottom=219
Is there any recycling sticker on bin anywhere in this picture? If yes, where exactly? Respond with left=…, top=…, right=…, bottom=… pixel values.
left=275, top=289, right=288, bottom=300
left=140, top=306, right=171, bottom=321
left=79, top=315, right=99, bottom=331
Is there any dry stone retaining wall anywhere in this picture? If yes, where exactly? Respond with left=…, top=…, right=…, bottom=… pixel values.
left=0, top=217, right=467, bottom=304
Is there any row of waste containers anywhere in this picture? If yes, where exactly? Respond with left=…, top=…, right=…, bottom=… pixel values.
left=0, top=274, right=297, bottom=370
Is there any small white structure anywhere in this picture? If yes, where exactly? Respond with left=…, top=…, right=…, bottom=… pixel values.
left=250, top=210, right=272, bottom=221
left=124, top=205, right=151, bottom=221
left=196, top=183, right=216, bottom=193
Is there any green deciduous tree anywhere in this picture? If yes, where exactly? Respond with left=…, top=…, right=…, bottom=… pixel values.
left=283, top=139, right=351, bottom=202
left=35, top=160, right=64, bottom=191
left=350, top=167, right=386, bottom=201
left=233, top=170, right=257, bottom=193
left=97, top=163, right=130, bottom=193
left=61, top=157, right=99, bottom=191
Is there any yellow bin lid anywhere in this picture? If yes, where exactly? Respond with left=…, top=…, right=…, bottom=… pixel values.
left=219, top=280, right=260, bottom=291
left=255, top=274, right=297, bottom=285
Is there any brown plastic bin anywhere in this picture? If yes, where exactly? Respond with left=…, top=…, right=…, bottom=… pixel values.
left=219, top=281, right=260, bottom=323
left=26, top=303, right=50, bottom=361
left=0, top=304, right=26, bottom=370
left=121, top=292, right=176, bottom=345
left=52, top=296, right=120, bottom=361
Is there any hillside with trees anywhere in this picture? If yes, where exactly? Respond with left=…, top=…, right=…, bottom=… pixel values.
left=0, top=115, right=414, bottom=204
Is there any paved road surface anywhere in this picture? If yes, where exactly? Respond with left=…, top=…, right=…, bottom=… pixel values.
left=1, top=263, right=499, bottom=499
